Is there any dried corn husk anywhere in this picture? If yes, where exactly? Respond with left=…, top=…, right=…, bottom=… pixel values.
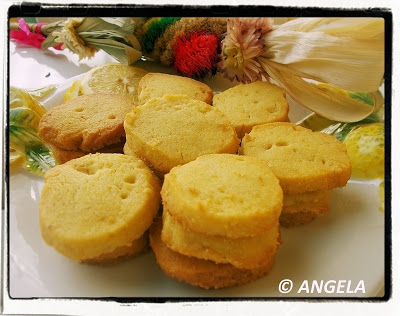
left=260, top=18, right=385, bottom=122
left=41, top=17, right=142, bottom=64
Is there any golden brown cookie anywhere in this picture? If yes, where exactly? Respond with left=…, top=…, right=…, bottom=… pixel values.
left=283, top=190, right=333, bottom=207
left=213, top=81, right=290, bottom=138
left=124, top=95, right=240, bottom=177
left=161, top=154, right=283, bottom=238
left=50, top=141, right=125, bottom=164
left=240, top=122, right=351, bottom=226
left=81, top=232, right=149, bottom=265
left=39, top=153, right=161, bottom=263
left=239, top=122, right=352, bottom=195
left=161, top=210, right=280, bottom=269
left=281, top=189, right=333, bottom=225
left=38, top=93, right=134, bottom=152
left=138, top=72, right=213, bottom=106
left=149, top=218, right=276, bottom=290
left=280, top=198, right=331, bottom=226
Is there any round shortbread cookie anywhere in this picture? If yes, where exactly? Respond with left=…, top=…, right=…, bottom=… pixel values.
left=38, top=93, right=134, bottom=152
left=161, top=154, right=283, bottom=238
left=239, top=122, right=352, bottom=194
left=138, top=72, right=213, bottom=106
left=281, top=191, right=332, bottom=226
left=283, top=190, right=333, bottom=207
left=124, top=94, right=240, bottom=176
left=161, top=210, right=280, bottom=269
left=149, top=218, right=275, bottom=289
left=39, top=153, right=161, bottom=262
left=282, top=199, right=330, bottom=215
left=213, top=81, right=289, bottom=138
left=122, top=142, right=138, bottom=157
left=280, top=211, right=324, bottom=227
left=123, top=141, right=165, bottom=179
left=50, top=141, right=125, bottom=164
left=279, top=190, right=332, bottom=227
left=81, top=232, right=149, bottom=265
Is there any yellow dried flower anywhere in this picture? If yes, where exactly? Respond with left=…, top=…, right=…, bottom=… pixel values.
left=53, top=18, right=97, bottom=60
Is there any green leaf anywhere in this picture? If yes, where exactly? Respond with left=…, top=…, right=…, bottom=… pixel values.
left=298, top=87, right=384, bottom=141
left=9, top=107, right=56, bottom=175
left=25, top=145, right=57, bottom=175
left=9, top=108, right=43, bottom=150
left=346, top=91, right=375, bottom=106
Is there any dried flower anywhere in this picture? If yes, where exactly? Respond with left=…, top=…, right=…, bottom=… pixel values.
left=10, top=19, right=63, bottom=50
left=52, top=18, right=97, bottom=60
left=218, top=18, right=274, bottom=83
left=10, top=18, right=143, bottom=64
left=257, top=17, right=385, bottom=122
left=173, top=31, right=220, bottom=77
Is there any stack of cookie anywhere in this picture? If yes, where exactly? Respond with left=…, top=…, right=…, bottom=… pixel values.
left=150, top=154, right=283, bottom=289
left=38, top=93, right=135, bottom=164
left=239, top=122, right=352, bottom=226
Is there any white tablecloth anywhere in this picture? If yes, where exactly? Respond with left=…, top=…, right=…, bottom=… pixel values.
left=9, top=41, right=116, bottom=90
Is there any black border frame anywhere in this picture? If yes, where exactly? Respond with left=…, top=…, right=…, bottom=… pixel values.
left=4, top=3, right=393, bottom=305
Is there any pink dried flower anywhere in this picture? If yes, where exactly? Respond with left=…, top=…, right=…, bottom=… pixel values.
left=218, top=18, right=273, bottom=83
left=10, top=19, right=46, bottom=49
left=10, top=19, right=63, bottom=50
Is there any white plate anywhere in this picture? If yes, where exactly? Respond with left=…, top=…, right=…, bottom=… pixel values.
left=8, top=66, right=385, bottom=299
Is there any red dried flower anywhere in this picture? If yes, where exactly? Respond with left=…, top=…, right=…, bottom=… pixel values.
left=173, top=31, right=220, bottom=78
